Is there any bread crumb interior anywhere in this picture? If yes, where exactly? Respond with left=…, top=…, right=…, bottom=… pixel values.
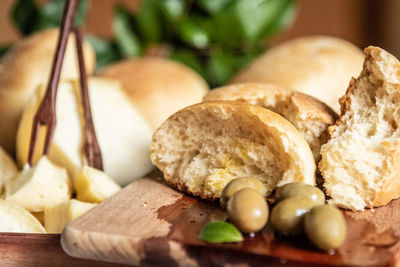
left=152, top=105, right=289, bottom=199
left=320, top=50, right=400, bottom=210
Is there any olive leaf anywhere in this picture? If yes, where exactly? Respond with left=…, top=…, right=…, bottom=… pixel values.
left=261, top=0, right=297, bottom=38
left=134, top=0, right=164, bottom=43
left=177, top=18, right=210, bottom=49
left=206, top=53, right=239, bottom=87
left=85, top=36, right=120, bottom=71
left=197, top=0, right=233, bottom=14
left=9, top=0, right=298, bottom=87
left=199, top=221, right=243, bottom=243
left=113, top=6, right=141, bottom=58
left=213, top=0, right=296, bottom=45
left=11, top=0, right=88, bottom=35
left=159, top=0, right=185, bottom=23
left=237, top=0, right=293, bottom=40
left=11, top=0, right=40, bottom=35
left=169, top=49, right=206, bottom=78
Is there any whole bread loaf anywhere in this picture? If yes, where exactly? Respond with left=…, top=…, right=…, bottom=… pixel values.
left=232, top=36, right=364, bottom=113
left=151, top=101, right=315, bottom=200
left=319, top=46, right=400, bottom=210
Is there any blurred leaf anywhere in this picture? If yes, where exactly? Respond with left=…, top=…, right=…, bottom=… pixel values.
left=237, top=50, right=261, bottom=68
left=206, top=53, right=239, bottom=87
left=11, top=0, right=40, bottom=35
left=0, top=45, right=11, bottom=59
left=177, top=18, right=210, bottom=49
left=197, top=0, right=233, bottom=14
left=113, top=6, right=141, bottom=58
left=36, top=0, right=88, bottom=30
left=214, top=0, right=295, bottom=45
left=9, top=0, right=298, bottom=86
left=261, top=0, right=297, bottom=38
left=237, top=0, right=283, bottom=39
left=169, top=49, right=206, bottom=78
left=86, top=35, right=120, bottom=71
left=135, top=0, right=163, bottom=43
left=212, top=1, right=244, bottom=44
left=159, top=0, right=185, bottom=23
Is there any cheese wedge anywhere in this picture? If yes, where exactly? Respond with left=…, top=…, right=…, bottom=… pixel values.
left=74, top=166, right=121, bottom=203
left=5, top=156, right=71, bottom=212
left=0, top=146, right=17, bottom=194
left=44, top=199, right=97, bottom=233
left=17, top=78, right=154, bottom=186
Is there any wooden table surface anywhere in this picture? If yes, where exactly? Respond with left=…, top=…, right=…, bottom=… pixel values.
left=60, top=173, right=400, bottom=267
left=0, top=233, right=130, bottom=267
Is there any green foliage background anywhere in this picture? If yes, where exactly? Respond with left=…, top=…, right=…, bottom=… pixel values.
left=4, top=0, right=296, bottom=87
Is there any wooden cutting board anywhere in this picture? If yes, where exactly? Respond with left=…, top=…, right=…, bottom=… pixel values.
left=61, top=171, right=400, bottom=266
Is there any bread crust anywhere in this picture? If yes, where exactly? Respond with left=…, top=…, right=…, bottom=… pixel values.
left=151, top=101, right=316, bottom=200
left=204, top=83, right=338, bottom=160
left=205, top=83, right=337, bottom=129
left=0, top=29, right=95, bottom=154
left=231, top=36, right=364, bottom=112
left=98, top=57, right=209, bottom=129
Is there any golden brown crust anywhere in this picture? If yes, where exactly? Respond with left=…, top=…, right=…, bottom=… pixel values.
left=0, top=29, right=95, bottom=154
left=98, top=57, right=209, bottom=129
left=328, top=47, right=384, bottom=139
left=204, top=83, right=338, bottom=160
left=327, top=78, right=356, bottom=138
left=205, top=83, right=337, bottom=126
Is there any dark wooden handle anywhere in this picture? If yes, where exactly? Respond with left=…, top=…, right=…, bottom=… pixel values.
left=73, top=26, right=103, bottom=171
left=27, top=0, right=78, bottom=166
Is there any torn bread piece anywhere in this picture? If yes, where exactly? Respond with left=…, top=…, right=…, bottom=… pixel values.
left=204, top=83, right=337, bottom=161
left=319, top=46, right=400, bottom=210
left=151, top=101, right=315, bottom=200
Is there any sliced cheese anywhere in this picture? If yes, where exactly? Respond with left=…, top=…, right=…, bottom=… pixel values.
left=0, top=146, right=18, bottom=194
left=44, top=199, right=97, bottom=233
left=17, top=78, right=154, bottom=186
left=5, top=156, right=71, bottom=212
left=74, top=166, right=121, bottom=203
left=0, top=199, right=46, bottom=233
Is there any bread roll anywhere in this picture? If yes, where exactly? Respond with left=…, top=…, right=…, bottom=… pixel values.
left=231, top=36, right=364, bottom=112
left=0, top=29, right=95, bottom=154
left=204, top=83, right=337, bottom=161
left=97, top=57, right=209, bottom=129
left=319, top=46, right=400, bottom=211
left=151, top=101, right=315, bottom=200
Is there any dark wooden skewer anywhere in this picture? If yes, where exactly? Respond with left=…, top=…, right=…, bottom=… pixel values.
left=27, top=0, right=78, bottom=166
left=73, top=27, right=103, bottom=171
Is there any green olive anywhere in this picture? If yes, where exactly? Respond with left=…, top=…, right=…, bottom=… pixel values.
left=275, top=182, right=325, bottom=205
left=220, top=177, right=267, bottom=209
left=227, top=188, right=269, bottom=233
left=270, top=197, right=318, bottom=235
left=304, top=205, right=346, bottom=251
